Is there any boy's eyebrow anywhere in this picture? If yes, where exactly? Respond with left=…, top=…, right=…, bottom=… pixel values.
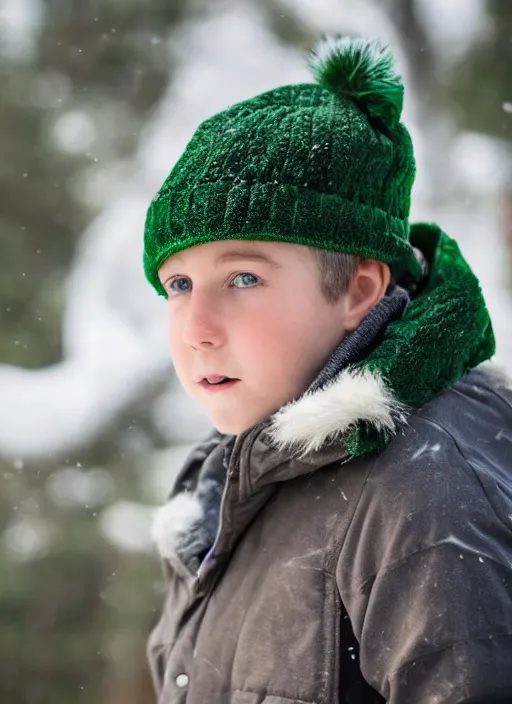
left=215, top=248, right=282, bottom=267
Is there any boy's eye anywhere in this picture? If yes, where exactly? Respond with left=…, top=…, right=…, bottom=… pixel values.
left=231, top=273, right=260, bottom=288
left=168, top=277, right=191, bottom=295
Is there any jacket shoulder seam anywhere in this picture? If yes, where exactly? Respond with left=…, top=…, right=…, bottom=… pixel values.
left=477, top=380, right=512, bottom=413
left=419, top=414, right=512, bottom=535
left=389, top=630, right=512, bottom=679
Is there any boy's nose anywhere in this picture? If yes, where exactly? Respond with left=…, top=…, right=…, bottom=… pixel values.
left=182, top=296, right=225, bottom=350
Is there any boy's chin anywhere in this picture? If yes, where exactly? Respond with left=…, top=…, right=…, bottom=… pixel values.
left=211, top=416, right=254, bottom=436
left=209, top=409, right=269, bottom=436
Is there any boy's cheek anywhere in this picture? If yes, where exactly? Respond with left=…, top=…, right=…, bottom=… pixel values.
left=166, top=341, right=191, bottom=391
left=167, top=323, right=185, bottom=364
left=172, top=356, right=192, bottom=391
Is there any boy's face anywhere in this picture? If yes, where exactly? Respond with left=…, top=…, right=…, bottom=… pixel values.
left=158, top=240, right=351, bottom=435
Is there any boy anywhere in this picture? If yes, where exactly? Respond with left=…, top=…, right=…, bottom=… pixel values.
left=143, top=37, right=512, bottom=703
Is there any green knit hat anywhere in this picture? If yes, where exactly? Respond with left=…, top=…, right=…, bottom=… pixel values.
left=144, top=36, right=423, bottom=296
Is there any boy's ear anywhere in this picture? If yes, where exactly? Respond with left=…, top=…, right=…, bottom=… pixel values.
left=342, top=260, right=391, bottom=331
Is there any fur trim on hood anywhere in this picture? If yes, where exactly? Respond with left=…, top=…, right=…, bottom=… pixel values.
left=151, top=492, right=203, bottom=563
left=269, top=367, right=404, bottom=456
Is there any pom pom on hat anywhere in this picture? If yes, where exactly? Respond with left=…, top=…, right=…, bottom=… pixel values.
left=308, top=36, right=404, bottom=130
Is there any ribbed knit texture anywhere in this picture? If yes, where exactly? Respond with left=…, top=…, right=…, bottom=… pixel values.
left=143, top=39, right=423, bottom=296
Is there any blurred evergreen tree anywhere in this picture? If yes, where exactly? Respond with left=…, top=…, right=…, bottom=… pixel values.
left=0, top=0, right=191, bottom=369
left=0, top=1, right=201, bottom=702
left=449, top=0, right=512, bottom=141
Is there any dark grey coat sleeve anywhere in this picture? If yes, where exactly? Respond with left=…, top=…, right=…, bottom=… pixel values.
left=336, top=416, right=512, bottom=703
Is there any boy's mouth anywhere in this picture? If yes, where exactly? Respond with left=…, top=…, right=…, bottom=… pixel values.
left=198, top=375, right=240, bottom=392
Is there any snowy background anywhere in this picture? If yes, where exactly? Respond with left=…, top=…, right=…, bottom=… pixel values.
left=0, top=0, right=511, bottom=701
